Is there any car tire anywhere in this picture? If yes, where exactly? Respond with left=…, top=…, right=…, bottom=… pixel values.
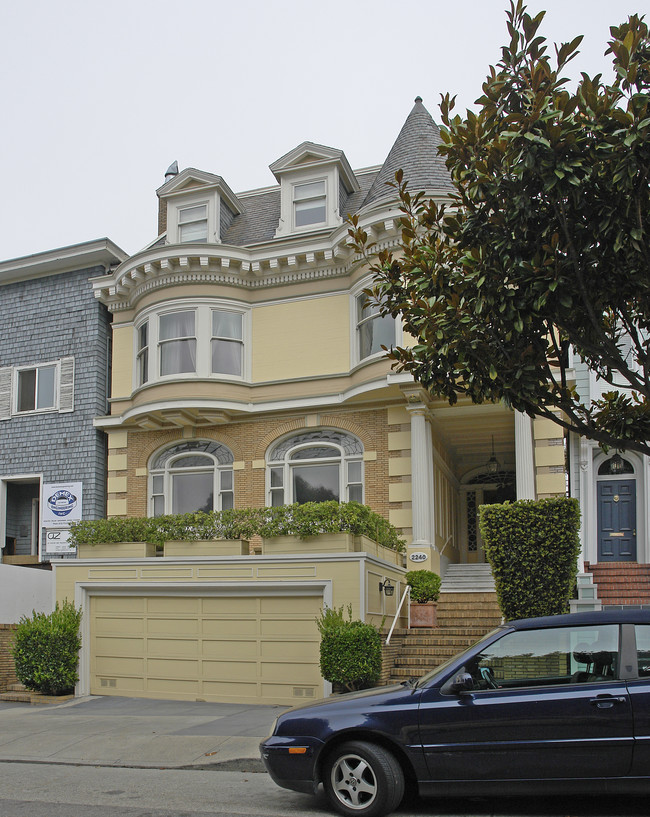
left=323, top=740, right=405, bottom=817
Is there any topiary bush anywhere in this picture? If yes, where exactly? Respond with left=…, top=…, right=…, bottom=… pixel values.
left=12, top=601, right=82, bottom=695
left=405, top=569, right=441, bottom=603
left=479, top=497, right=581, bottom=621
left=316, top=605, right=382, bottom=692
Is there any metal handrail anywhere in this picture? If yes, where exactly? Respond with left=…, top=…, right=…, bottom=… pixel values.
left=386, top=585, right=410, bottom=645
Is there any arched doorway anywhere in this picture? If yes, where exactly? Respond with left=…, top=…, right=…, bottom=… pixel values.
left=461, top=470, right=516, bottom=563
left=596, top=455, right=637, bottom=562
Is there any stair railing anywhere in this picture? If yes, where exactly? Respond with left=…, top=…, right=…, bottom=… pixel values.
left=386, top=585, right=411, bottom=645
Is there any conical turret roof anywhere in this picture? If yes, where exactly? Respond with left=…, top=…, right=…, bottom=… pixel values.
left=362, top=96, right=453, bottom=207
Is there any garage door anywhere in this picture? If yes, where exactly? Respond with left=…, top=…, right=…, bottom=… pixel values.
left=89, top=593, right=323, bottom=705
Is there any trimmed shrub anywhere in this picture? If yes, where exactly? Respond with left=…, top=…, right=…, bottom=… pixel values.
left=68, top=502, right=404, bottom=552
left=479, top=498, right=581, bottom=621
left=316, top=605, right=382, bottom=692
left=405, top=570, right=441, bottom=603
left=12, top=601, right=82, bottom=695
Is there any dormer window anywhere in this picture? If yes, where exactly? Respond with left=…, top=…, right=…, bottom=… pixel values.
left=294, top=181, right=326, bottom=228
left=178, top=204, right=208, bottom=243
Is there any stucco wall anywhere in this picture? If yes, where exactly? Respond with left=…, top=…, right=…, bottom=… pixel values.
left=0, top=564, right=53, bottom=622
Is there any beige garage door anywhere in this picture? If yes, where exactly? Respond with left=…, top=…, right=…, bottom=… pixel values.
left=89, top=593, right=323, bottom=705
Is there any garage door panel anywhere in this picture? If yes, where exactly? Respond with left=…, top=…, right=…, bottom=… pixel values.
left=147, top=678, right=199, bottom=696
left=201, top=659, right=257, bottom=680
left=145, top=637, right=199, bottom=658
left=203, top=680, right=259, bottom=698
left=146, top=617, right=200, bottom=635
left=201, top=618, right=258, bottom=636
left=260, top=618, right=317, bottom=636
left=146, top=597, right=199, bottom=615
left=260, top=596, right=321, bottom=615
left=94, top=597, right=145, bottom=614
left=94, top=616, right=146, bottom=635
left=261, top=661, right=320, bottom=684
left=94, top=636, right=144, bottom=657
left=94, top=655, right=145, bottom=675
left=202, top=639, right=258, bottom=659
left=147, top=658, right=199, bottom=678
left=261, top=640, right=319, bottom=661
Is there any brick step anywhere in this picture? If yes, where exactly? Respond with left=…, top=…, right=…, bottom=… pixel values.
left=391, top=626, right=495, bottom=638
left=398, top=635, right=483, bottom=647
left=394, top=654, right=462, bottom=667
left=6, top=683, right=26, bottom=692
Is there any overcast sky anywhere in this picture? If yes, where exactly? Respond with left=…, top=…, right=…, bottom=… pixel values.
left=0, top=0, right=642, bottom=261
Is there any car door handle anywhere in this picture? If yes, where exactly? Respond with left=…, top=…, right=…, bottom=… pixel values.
left=589, top=695, right=626, bottom=708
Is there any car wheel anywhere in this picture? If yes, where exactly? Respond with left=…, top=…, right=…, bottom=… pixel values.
left=323, top=740, right=405, bottom=817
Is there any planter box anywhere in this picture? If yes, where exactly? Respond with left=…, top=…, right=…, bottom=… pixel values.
left=262, top=532, right=403, bottom=565
left=77, top=542, right=157, bottom=559
left=163, top=539, right=249, bottom=557
left=409, top=601, right=438, bottom=628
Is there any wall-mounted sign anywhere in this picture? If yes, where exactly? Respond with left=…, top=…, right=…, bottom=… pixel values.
left=409, top=552, right=428, bottom=563
left=42, top=482, right=82, bottom=528
left=45, top=528, right=75, bottom=554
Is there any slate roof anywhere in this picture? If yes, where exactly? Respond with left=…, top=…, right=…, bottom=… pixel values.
left=159, top=98, right=451, bottom=248
left=362, top=96, right=454, bottom=207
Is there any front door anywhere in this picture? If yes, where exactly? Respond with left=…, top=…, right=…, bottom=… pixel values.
left=598, top=479, right=636, bottom=561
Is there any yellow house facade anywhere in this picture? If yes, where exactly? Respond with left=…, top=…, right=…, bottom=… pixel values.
left=53, top=99, right=567, bottom=705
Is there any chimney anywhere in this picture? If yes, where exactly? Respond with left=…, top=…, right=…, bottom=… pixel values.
left=158, top=161, right=179, bottom=235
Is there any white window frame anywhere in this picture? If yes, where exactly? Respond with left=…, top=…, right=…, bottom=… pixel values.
left=158, top=309, right=197, bottom=377
left=178, top=203, right=208, bottom=244
left=1, top=358, right=75, bottom=418
left=166, top=191, right=219, bottom=245
left=293, top=179, right=327, bottom=230
left=266, top=431, right=364, bottom=507
left=148, top=441, right=234, bottom=517
left=350, top=281, right=400, bottom=366
left=137, top=321, right=149, bottom=386
left=133, top=299, right=250, bottom=389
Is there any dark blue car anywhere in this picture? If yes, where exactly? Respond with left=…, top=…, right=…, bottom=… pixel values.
left=261, top=610, right=650, bottom=817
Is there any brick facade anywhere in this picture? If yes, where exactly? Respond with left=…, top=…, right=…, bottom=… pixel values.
left=0, top=624, right=18, bottom=692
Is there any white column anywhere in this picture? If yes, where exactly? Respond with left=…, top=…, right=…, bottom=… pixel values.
left=515, top=411, right=536, bottom=500
left=406, top=405, right=434, bottom=547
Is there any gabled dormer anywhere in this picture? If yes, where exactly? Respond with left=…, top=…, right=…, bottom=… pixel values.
left=270, top=142, right=359, bottom=238
left=157, top=168, right=242, bottom=246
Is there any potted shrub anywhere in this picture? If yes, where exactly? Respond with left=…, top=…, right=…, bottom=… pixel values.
left=406, top=569, right=441, bottom=628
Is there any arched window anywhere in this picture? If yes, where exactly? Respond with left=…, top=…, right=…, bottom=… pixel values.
left=149, top=440, right=234, bottom=516
left=267, top=430, right=364, bottom=506
left=598, top=456, right=634, bottom=476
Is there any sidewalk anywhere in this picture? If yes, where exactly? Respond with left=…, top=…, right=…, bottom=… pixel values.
left=0, top=695, right=283, bottom=771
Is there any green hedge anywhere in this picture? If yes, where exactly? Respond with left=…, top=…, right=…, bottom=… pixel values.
left=405, top=569, right=441, bottom=602
left=479, top=498, right=581, bottom=621
left=316, top=605, right=382, bottom=692
left=68, top=502, right=404, bottom=552
left=12, top=601, right=82, bottom=695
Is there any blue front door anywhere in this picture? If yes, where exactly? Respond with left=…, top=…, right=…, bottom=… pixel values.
left=598, top=479, right=636, bottom=562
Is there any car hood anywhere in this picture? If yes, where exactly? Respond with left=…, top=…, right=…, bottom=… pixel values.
left=277, top=682, right=416, bottom=718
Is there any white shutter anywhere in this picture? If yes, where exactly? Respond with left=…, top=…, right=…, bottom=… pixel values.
left=59, top=357, right=75, bottom=413
left=0, top=367, right=12, bottom=420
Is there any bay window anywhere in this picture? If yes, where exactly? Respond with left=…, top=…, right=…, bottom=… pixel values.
left=356, top=293, right=396, bottom=361
left=159, top=311, right=197, bottom=375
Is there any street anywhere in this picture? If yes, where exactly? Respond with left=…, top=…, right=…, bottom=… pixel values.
left=0, top=762, right=647, bottom=817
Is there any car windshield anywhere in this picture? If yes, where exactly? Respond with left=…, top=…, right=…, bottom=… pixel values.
left=415, top=626, right=505, bottom=686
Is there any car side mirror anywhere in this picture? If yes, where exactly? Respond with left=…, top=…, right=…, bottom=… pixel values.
left=450, top=671, right=474, bottom=694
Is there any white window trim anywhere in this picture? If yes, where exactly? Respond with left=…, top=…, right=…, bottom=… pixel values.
left=148, top=442, right=234, bottom=516
left=350, top=279, right=401, bottom=368
left=265, top=433, right=364, bottom=506
left=0, top=358, right=75, bottom=419
left=167, top=192, right=220, bottom=245
left=292, top=179, right=327, bottom=230
left=275, top=167, right=341, bottom=238
left=133, top=299, right=250, bottom=390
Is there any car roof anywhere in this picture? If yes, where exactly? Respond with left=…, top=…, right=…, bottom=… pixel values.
left=509, top=609, right=650, bottom=630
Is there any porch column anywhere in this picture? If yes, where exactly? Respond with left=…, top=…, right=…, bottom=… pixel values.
left=404, top=392, right=435, bottom=549
left=515, top=411, right=536, bottom=500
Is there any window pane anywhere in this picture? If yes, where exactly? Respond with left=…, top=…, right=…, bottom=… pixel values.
left=172, top=455, right=213, bottom=468
left=348, top=461, right=362, bottom=483
left=290, top=446, right=338, bottom=461
left=357, top=294, right=380, bottom=321
left=211, top=339, right=242, bottom=376
left=153, top=495, right=165, bottom=517
left=178, top=205, right=207, bottom=223
left=172, top=472, right=213, bottom=514
left=348, top=484, right=363, bottom=503
left=221, top=491, right=234, bottom=510
left=270, top=489, right=284, bottom=506
left=220, top=470, right=233, bottom=491
left=138, top=347, right=149, bottom=385
left=17, top=369, right=36, bottom=412
left=160, top=339, right=196, bottom=375
left=179, top=221, right=207, bottom=243
left=294, top=181, right=325, bottom=200
left=270, top=467, right=283, bottom=488
left=138, top=323, right=148, bottom=350
left=160, top=311, right=195, bottom=341
left=472, top=625, right=618, bottom=689
left=295, top=199, right=326, bottom=227
left=359, top=313, right=395, bottom=359
left=293, top=464, right=339, bottom=504
left=152, top=476, right=164, bottom=494
left=36, top=366, right=56, bottom=409
left=213, top=311, right=242, bottom=339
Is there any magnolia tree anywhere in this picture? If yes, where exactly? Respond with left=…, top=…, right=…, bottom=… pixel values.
left=349, top=2, right=650, bottom=455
